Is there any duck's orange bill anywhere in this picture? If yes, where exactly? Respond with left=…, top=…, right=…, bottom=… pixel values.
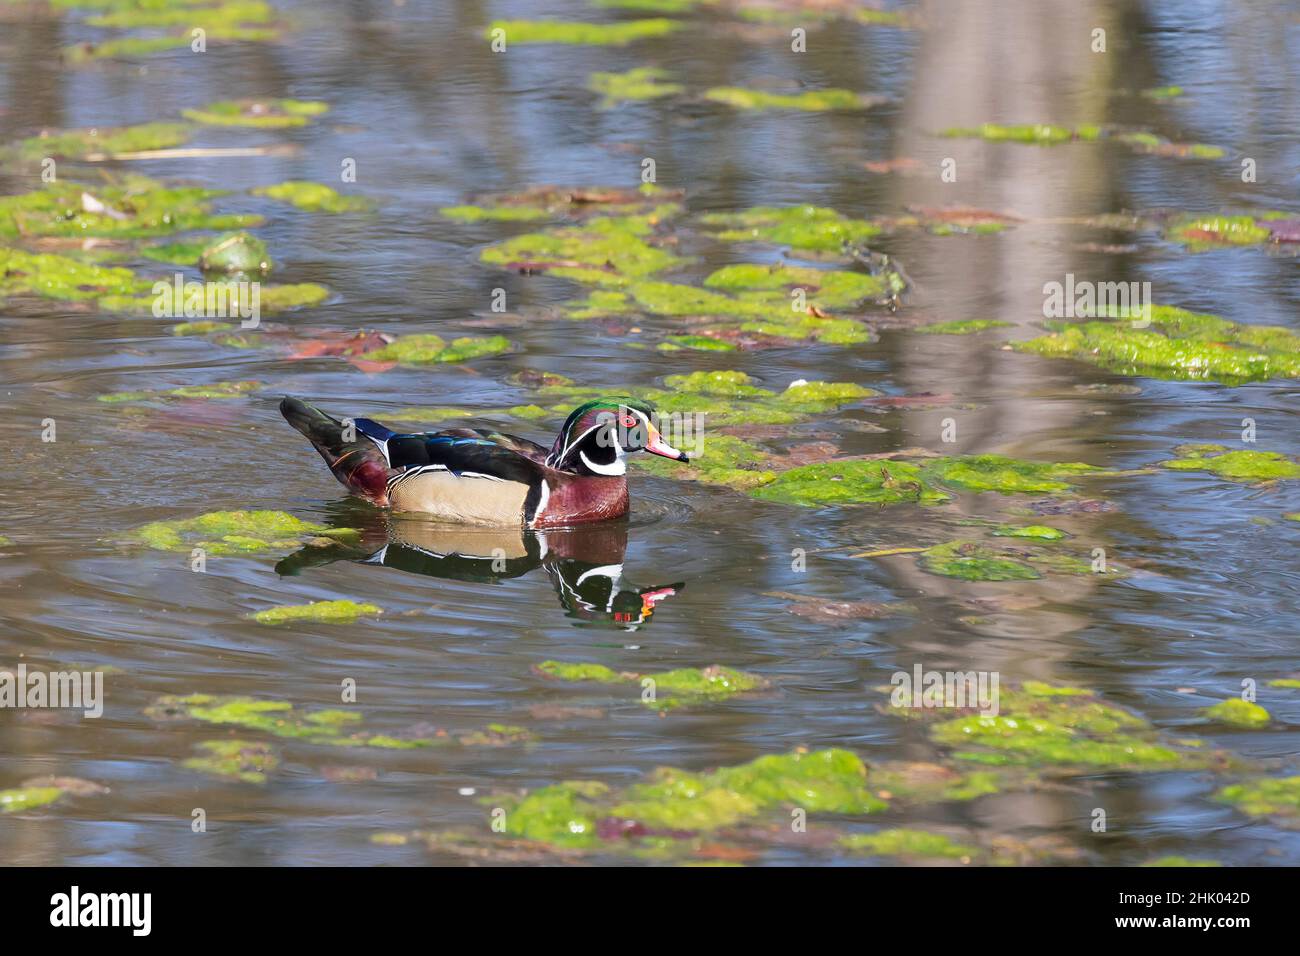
left=645, top=425, right=690, bottom=462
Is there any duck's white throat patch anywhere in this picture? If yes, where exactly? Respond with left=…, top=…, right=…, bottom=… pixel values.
left=580, top=443, right=626, bottom=476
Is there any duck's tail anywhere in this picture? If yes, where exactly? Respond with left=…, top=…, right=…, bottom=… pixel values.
left=280, top=397, right=393, bottom=504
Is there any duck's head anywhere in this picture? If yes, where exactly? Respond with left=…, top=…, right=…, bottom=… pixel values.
left=548, top=396, right=689, bottom=477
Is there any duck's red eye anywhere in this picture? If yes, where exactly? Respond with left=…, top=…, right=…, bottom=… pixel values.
left=622, top=415, right=636, bottom=428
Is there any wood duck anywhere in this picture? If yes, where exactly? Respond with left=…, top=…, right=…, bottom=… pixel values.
left=280, top=395, right=689, bottom=528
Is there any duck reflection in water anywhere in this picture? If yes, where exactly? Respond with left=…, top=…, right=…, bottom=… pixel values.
left=275, top=514, right=683, bottom=629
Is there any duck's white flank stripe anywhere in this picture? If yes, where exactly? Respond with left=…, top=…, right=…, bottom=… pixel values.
left=386, top=463, right=508, bottom=492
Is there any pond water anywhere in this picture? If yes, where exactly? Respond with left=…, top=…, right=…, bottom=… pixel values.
left=1, top=0, right=1298, bottom=865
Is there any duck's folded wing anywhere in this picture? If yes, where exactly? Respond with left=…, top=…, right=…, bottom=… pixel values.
left=473, top=428, right=551, bottom=463
left=386, top=432, right=545, bottom=485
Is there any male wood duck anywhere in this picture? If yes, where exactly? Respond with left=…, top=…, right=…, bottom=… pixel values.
left=280, top=395, right=689, bottom=527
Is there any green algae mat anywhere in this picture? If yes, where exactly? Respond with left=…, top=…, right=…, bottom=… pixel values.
left=117, top=510, right=360, bottom=556
left=941, top=122, right=1223, bottom=160
left=148, top=693, right=537, bottom=763
left=364, top=683, right=1251, bottom=862
left=741, top=453, right=1108, bottom=507
left=889, top=682, right=1226, bottom=773
left=535, top=661, right=768, bottom=710
left=1014, top=305, right=1300, bottom=384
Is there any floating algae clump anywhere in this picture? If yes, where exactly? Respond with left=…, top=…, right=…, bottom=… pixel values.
left=699, top=204, right=882, bottom=253
left=588, top=67, right=683, bottom=108
left=661, top=368, right=776, bottom=399
left=481, top=214, right=685, bottom=284
left=751, top=459, right=950, bottom=507
left=442, top=184, right=681, bottom=224
left=1141, top=856, right=1221, bottom=867
left=914, top=540, right=1096, bottom=581
left=122, top=509, right=358, bottom=555
left=559, top=369, right=873, bottom=431
left=704, top=87, right=881, bottom=112
left=916, top=319, right=1013, bottom=335
left=0, top=248, right=150, bottom=303
left=574, top=279, right=881, bottom=344
left=252, top=181, right=370, bottom=213
left=0, top=179, right=261, bottom=239
left=98, top=380, right=261, bottom=404
left=151, top=694, right=366, bottom=740
left=431, top=750, right=1007, bottom=858
left=63, top=8, right=279, bottom=63
left=11, top=122, right=192, bottom=161
left=1165, top=214, right=1271, bottom=249
left=923, top=455, right=1100, bottom=494
left=98, top=281, right=329, bottom=315
left=536, top=660, right=767, bottom=709
left=496, top=781, right=609, bottom=848
left=926, top=684, right=1207, bottom=771
left=564, top=280, right=878, bottom=343
left=993, top=525, right=1067, bottom=540
left=365, top=334, right=511, bottom=364
left=702, top=262, right=891, bottom=309
left=637, top=433, right=777, bottom=490
left=183, top=740, right=280, bottom=784
left=751, top=454, right=1099, bottom=508
left=1202, top=699, right=1270, bottom=729
left=440, top=203, right=552, bottom=224
left=150, top=693, right=532, bottom=750
left=1014, top=305, right=1300, bottom=384
left=612, top=750, right=887, bottom=831
left=1159, top=446, right=1300, bottom=483
left=486, top=18, right=681, bottom=45
left=250, top=600, right=383, bottom=625
left=839, top=829, right=977, bottom=860
left=182, top=98, right=329, bottom=128
left=1215, top=776, right=1300, bottom=819
left=919, top=541, right=1041, bottom=581
left=83, top=1, right=275, bottom=28
left=139, top=239, right=208, bottom=266
left=940, top=123, right=1102, bottom=144
left=0, top=786, right=65, bottom=813
left=867, top=761, right=1002, bottom=803
left=486, top=749, right=889, bottom=851
left=1113, top=132, right=1224, bottom=159
left=657, top=335, right=738, bottom=351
